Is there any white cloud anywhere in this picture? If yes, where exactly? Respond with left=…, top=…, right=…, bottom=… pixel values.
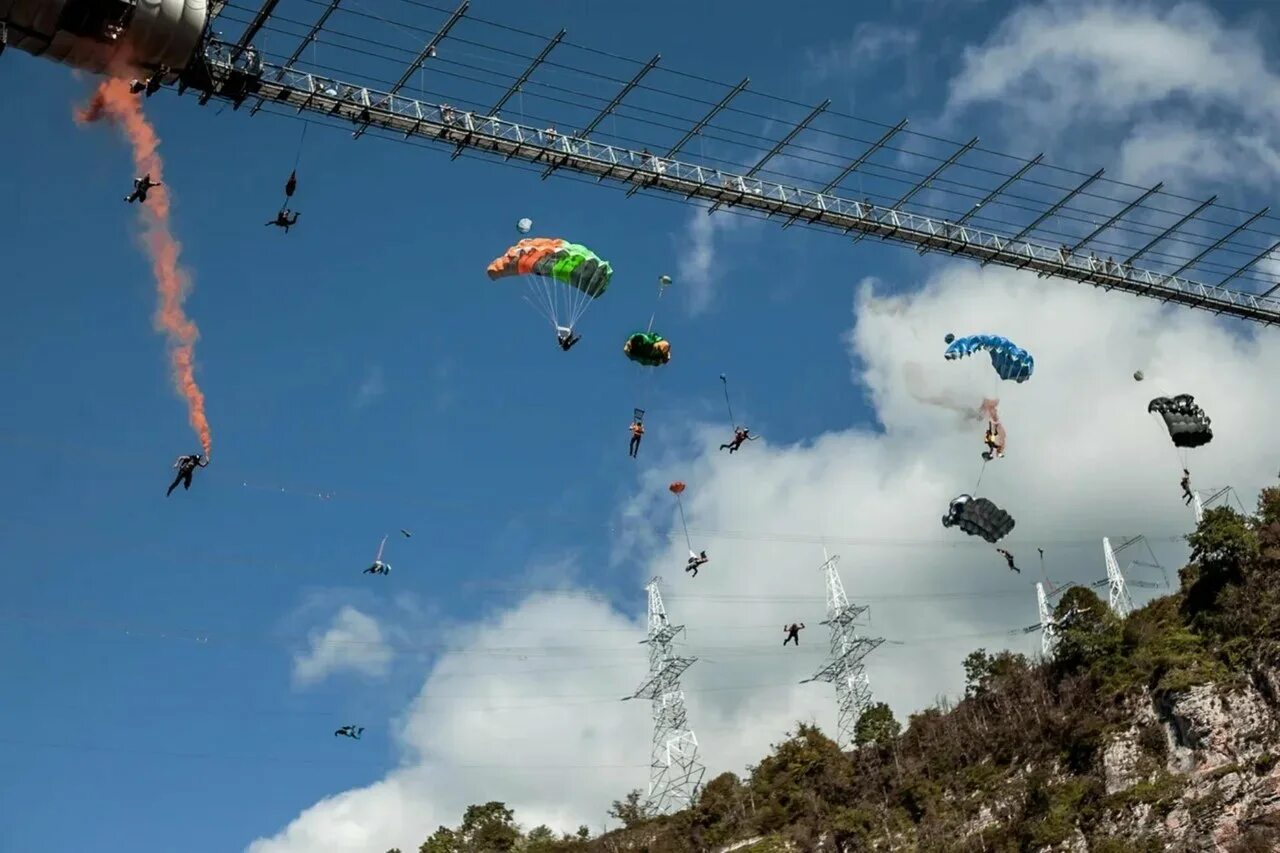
left=944, top=1, right=1280, bottom=187
left=807, top=23, right=920, bottom=80
left=354, top=365, right=385, bottom=409
left=292, top=606, right=394, bottom=688
left=674, top=205, right=740, bottom=316
left=251, top=263, right=1280, bottom=852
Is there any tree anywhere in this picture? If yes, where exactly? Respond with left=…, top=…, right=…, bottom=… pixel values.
left=523, top=825, right=558, bottom=853
left=458, top=802, right=520, bottom=853
left=1184, top=505, right=1261, bottom=626
left=420, top=827, right=458, bottom=853
left=853, top=701, right=901, bottom=746
left=1052, top=586, right=1121, bottom=675
left=607, top=789, right=652, bottom=828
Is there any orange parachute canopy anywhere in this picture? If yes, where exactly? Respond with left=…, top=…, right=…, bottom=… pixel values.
left=668, top=481, right=686, bottom=496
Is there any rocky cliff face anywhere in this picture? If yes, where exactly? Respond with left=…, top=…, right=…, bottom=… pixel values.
left=1093, top=675, right=1280, bottom=851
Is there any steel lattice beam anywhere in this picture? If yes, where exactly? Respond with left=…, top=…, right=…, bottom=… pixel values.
left=1000, top=168, right=1104, bottom=253
left=626, top=77, right=749, bottom=199
left=1123, top=196, right=1217, bottom=267
left=1165, top=207, right=1268, bottom=280
left=193, top=53, right=1280, bottom=326
left=353, top=1, right=467, bottom=139
left=853, top=136, right=976, bottom=245
left=250, top=0, right=344, bottom=115
left=786, top=119, right=907, bottom=230
left=1070, top=182, right=1164, bottom=254
left=450, top=29, right=565, bottom=160
left=1219, top=236, right=1280, bottom=288
left=541, top=53, right=660, bottom=179
left=231, top=0, right=279, bottom=62
left=710, top=99, right=830, bottom=214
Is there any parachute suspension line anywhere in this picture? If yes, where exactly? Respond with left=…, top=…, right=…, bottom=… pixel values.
left=721, top=374, right=736, bottom=429
left=646, top=276, right=668, bottom=334
left=973, top=457, right=989, bottom=494
left=294, top=120, right=309, bottom=169
left=674, top=493, right=692, bottom=552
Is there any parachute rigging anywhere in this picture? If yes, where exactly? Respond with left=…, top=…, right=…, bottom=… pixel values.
left=669, top=481, right=692, bottom=551
left=942, top=494, right=1016, bottom=543
left=486, top=238, right=612, bottom=337
left=720, top=373, right=736, bottom=429
left=1147, top=394, right=1213, bottom=449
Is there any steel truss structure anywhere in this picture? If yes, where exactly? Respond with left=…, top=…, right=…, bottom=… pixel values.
left=1036, top=582, right=1058, bottom=658
left=1101, top=536, right=1135, bottom=618
left=623, top=577, right=705, bottom=814
left=800, top=551, right=884, bottom=750
left=179, top=1, right=1280, bottom=324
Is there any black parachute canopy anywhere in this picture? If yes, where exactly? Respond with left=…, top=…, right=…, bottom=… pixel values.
left=1147, top=394, right=1213, bottom=449
left=943, top=494, right=1016, bottom=543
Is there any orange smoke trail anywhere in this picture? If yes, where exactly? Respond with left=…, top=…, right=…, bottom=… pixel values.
left=76, top=79, right=212, bottom=456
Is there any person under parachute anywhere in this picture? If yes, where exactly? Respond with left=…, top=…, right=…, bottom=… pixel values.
left=364, top=535, right=391, bottom=575
left=266, top=170, right=300, bottom=233
left=995, top=547, right=1020, bottom=573
left=628, top=416, right=645, bottom=458
left=1148, top=395, right=1212, bottom=504
left=487, top=238, right=612, bottom=349
left=166, top=453, right=208, bottom=496
left=556, top=327, right=582, bottom=351
left=720, top=426, right=757, bottom=454
left=669, top=482, right=706, bottom=575
left=334, top=725, right=364, bottom=739
left=783, top=622, right=805, bottom=646
left=125, top=174, right=161, bottom=204
left=266, top=209, right=300, bottom=233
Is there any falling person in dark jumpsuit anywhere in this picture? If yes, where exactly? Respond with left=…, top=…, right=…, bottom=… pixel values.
left=167, top=453, right=208, bottom=496
left=783, top=623, right=805, bottom=646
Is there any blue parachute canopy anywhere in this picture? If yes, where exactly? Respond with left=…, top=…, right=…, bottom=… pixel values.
left=944, top=334, right=1035, bottom=382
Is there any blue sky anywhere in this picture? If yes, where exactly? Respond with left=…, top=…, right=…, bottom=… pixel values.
left=4, top=1, right=1280, bottom=851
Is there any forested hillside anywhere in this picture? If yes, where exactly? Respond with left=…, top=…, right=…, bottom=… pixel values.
left=393, top=487, right=1280, bottom=853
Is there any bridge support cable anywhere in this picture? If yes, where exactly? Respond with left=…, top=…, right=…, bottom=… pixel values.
left=191, top=50, right=1280, bottom=326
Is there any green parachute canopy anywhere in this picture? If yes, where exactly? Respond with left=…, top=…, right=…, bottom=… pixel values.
left=623, top=331, right=671, bottom=367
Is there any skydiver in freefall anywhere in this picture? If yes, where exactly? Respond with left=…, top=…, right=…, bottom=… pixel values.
left=783, top=623, right=805, bottom=646
left=266, top=210, right=300, bottom=233
left=125, top=174, right=161, bottom=204
left=996, top=548, right=1020, bottom=574
left=628, top=419, right=644, bottom=458
left=334, top=725, right=364, bottom=739
left=167, top=453, right=208, bottom=496
left=720, top=427, right=757, bottom=454
left=1181, top=469, right=1194, bottom=505
left=685, top=550, right=709, bottom=577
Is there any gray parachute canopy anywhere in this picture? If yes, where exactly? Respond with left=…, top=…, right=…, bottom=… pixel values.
left=1147, top=394, right=1212, bottom=449
left=942, top=494, right=1016, bottom=543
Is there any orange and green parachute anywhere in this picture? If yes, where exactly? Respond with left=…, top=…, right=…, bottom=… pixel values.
left=486, top=238, right=612, bottom=333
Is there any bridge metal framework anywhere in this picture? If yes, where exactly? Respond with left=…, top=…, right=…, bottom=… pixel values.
left=181, top=1, right=1280, bottom=325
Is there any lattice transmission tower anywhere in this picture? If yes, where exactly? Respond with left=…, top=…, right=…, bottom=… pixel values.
left=1101, top=536, right=1134, bottom=618
left=623, top=577, right=705, bottom=814
left=1036, top=582, right=1058, bottom=658
left=800, top=549, right=884, bottom=749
